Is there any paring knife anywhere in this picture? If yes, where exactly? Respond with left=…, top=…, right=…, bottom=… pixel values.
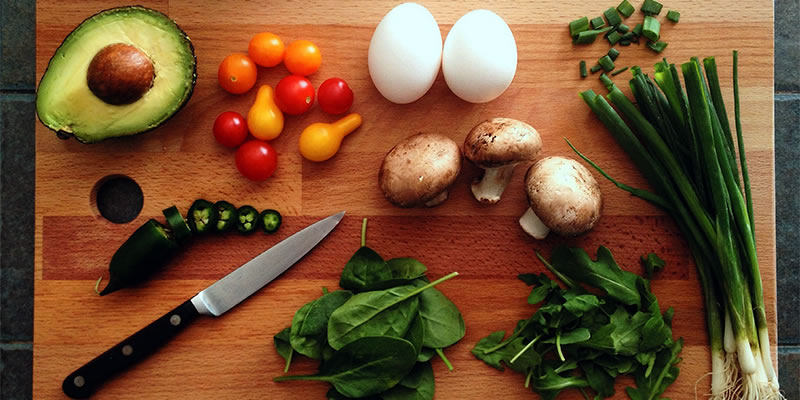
left=62, top=211, right=345, bottom=399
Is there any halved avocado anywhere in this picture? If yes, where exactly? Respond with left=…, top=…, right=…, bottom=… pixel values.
left=36, top=6, right=197, bottom=143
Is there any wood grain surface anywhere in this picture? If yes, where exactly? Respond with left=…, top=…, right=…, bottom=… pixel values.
left=34, top=1, right=775, bottom=399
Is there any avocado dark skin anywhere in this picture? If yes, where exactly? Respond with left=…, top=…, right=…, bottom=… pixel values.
left=36, top=6, right=198, bottom=143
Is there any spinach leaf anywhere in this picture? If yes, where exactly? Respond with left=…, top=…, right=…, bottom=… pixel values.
left=290, top=290, right=353, bottom=359
left=550, top=245, right=642, bottom=308
left=339, top=246, right=392, bottom=292
left=405, top=313, right=425, bottom=357
left=386, top=258, right=428, bottom=281
left=327, top=285, right=421, bottom=350
left=381, top=362, right=435, bottom=400
left=273, top=327, right=294, bottom=373
left=417, top=348, right=435, bottom=363
left=418, top=287, right=465, bottom=348
left=274, top=336, right=417, bottom=398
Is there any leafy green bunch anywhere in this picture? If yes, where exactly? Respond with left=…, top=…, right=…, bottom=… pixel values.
left=472, top=245, right=682, bottom=400
left=273, top=219, right=465, bottom=399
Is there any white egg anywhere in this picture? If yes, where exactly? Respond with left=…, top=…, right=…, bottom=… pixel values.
left=368, top=3, right=442, bottom=104
left=442, top=10, right=517, bottom=103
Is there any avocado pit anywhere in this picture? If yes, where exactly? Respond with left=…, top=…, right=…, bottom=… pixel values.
left=87, top=43, right=155, bottom=105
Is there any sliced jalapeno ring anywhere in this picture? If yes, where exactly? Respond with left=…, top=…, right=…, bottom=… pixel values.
left=236, top=205, right=259, bottom=234
left=259, top=209, right=282, bottom=234
left=187, top=199, right=218, bottom=234
left=214, top=201, right=238, bottom=233
left=162, top=205, right=192, bottom=243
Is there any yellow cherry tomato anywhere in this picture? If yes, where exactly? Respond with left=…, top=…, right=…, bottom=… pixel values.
left=299, top=113, right=362, bottom=162
left=247, top=85, right=284, bottom=140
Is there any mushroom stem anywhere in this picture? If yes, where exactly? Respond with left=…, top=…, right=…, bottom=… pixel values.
left=519, top=207, right=550, bottom=239
left=471, top=164, right=517, bottom=204
left=424, top=190, right=449, bottom=207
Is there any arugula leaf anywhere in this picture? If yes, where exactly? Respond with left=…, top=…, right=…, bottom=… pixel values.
left=518, top=273, right=561, bottom=304
left=625, top=339, right=683, bottom=400
left=582, top=361, right=615, bottom=398
left=290, top=290, right=353, bottom=359
left=471, top=331, right=509, bottom=370
left=550, top=246, right=642, bottom=307
left=562, top=290, right=603, bottom=317
left=640, top=253, right=665, bottom=279
left=531, top=364, right=590, bottom=400
left=542, top=327, right=591, bottom=345
left=273, top=327, right=294, bottom=373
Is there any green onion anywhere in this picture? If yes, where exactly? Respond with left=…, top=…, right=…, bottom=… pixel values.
left=617, top=23, right=630, bottom=33
left=608, top=48, right=620, bottom=61
left=642, top=16, right=661, bottom=41
left=667, top=10, right=680, bottom=22
left=599, top=73, right=613, bottom=88
left=603, top=7, right=622, bottom=26
left=590, top=16, right=605, bottom=29
left=612, top=67, right=629, bottom=76
left=573, top=26, right=613, bottom=44
left=598, top=55, right=615, bottom=72
left=622, top=32, right=635, bottom=41
left=580, top=60, right=588, bottom=78
left=607, top=30, right=623, bottom=45
left=641, top=0, right=663, bottom=15
left=619, top=40, right=631, bottom=46
left=590, top=64, right=602, bottom=73
left=633, top=23, right=643, bottom=36
left=616, top=0, right=635, bottom=17
left=569, top=16, right=590, bottom=37
left=647, top=40, right=668, bottom=53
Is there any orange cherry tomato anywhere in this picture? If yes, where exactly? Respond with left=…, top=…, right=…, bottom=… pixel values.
left=284, top=40, right=322, bottom=76
left=218, top=53, right=258, bottom=94
left=248, top=32, right=285, bottom=67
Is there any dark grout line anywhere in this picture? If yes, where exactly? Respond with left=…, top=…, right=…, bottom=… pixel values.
left=0, top=88, right=35, bottom=94
left=0, top=342, right=32, bottom=350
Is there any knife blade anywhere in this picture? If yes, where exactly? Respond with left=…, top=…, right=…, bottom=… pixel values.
left=62, top=211, right=345, bottom=399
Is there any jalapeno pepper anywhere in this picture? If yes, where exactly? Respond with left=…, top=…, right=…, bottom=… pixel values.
left=236, top=205, right=259, bottom=234
left=187, top=199, right=218, bottom=234
left=99, top=219, right=178, bottom=296
left=162, top=205, right=192, bottom=244
left=259, top=209, right=282, bottom=234
left=214, top=201, right=238, bottom=233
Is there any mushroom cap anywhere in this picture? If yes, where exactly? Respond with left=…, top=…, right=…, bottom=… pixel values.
left=524, top=156, right=602, bottom=236
left=379, top=133, right=462, bottom=207
left=463, top=118, right=542, bottom=168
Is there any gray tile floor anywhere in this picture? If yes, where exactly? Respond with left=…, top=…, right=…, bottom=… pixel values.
left=1, top=1, right=797, bottom=399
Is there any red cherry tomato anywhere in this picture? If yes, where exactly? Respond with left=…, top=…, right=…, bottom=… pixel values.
left=317, top=78, right=354, bottom=114
left=213, top=111, right=248, bottom=148
left=274, top=75, right=315, bottom=115
left=235, top=140, right=278, bottom=181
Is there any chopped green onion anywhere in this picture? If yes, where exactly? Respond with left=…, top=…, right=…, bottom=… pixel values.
left=580, top=61, right=588, bottom=78
left=617, top=0, right=635, bottom=17
left=569, top=16, right=590, bottom=37
left=590, top=64, right=602, bottom=73
left=647, top=40, right=668, bottom=53
left=612, top=66, right=629, bottom=76
left=590, top=16, right=605, bottom=29
left=642, top=15, right=661, bottom=41
left=607, top=30, right=623, bottom=45
left=622, top=32, right=635, bottom=40
left=667, top=10, right=680, bottom=22
left=598, top=55, right=615, bottom=72
left=618, top=23, right=630, bottom=33
left=599, top=73, right=614, bottom=88
left=633, top=23, right=643, bottom=36
left=603, top=7, right=622, bottom=26
left=641, top=0, right=663, bottom=15
left=573, top=26, right=613, bottom=44
left=608, top=48, right=620, bottom=61
left=620, top=40, right=631, bottom=46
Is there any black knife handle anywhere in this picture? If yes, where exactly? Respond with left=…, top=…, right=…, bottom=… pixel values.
left=62, top=299, right=201, bottom=399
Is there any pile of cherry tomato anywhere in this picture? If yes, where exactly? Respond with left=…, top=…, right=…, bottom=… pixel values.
left=214, top=32, right=356, bottom=181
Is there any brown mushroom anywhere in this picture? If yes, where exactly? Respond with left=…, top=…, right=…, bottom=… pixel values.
left=519, top=156, right=602, bottom=239
left=379, top=133, right=462, bottom=207
left=463, top=118, right=542, bottom=204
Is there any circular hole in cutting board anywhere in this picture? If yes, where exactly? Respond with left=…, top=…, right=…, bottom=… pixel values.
left=92, top=175, right=144, bottom=224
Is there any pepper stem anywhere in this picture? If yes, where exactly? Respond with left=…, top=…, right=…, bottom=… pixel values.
left=94, top=277, right=103, bottom=295
left=361, top=217, right=368, bottom=247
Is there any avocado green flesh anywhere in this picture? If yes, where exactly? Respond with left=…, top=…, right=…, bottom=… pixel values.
left=36, top=7, right=196, bottom=143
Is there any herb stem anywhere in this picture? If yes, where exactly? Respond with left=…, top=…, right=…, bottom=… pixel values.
left=283, top=349, right=294, bottom=373
left=436, top=348, right=454, bottom=371
left=510, top=334, right=542, bottom=364
left=536, top=251, right=578, bottom=289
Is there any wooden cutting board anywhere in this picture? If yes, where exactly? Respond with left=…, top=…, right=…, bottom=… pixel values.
left=34, top=1, right=775, bottom=398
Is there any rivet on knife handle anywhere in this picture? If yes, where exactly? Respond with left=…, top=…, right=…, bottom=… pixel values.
left=62, top=300, right=200, bottom=398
